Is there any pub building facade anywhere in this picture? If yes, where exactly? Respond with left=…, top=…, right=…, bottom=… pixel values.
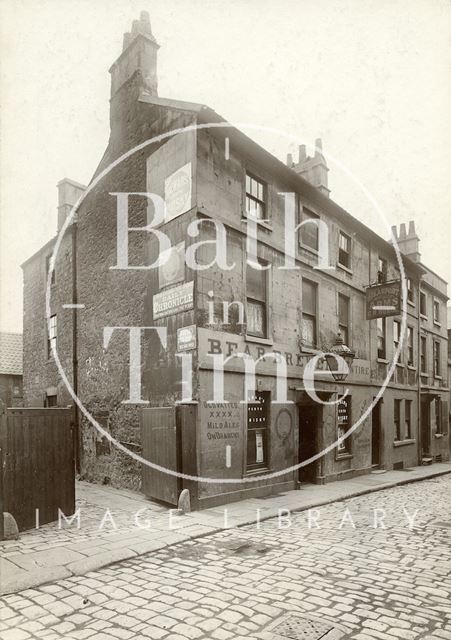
left=22, top=13, right=449, bottom=508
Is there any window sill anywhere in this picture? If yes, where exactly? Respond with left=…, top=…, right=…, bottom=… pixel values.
left=377, top=358, right=388, bottom=364
left=420, top=314, right=428, bottom=320
left=337, top=263, right=353, bottom=275
left=434, top=433, right=444, bottom=439
left=433, top=321, right=441, bottom=328
left=336, top=452, right=353, bottom=461
left=299, top=243, right=319, bottom=256
left=407, top=300, right=415, bottom=308
left=407, top=365, right=416, bottom=371
left=241, top=215, right=273, bottom=232
left=420, top=372, right=428, bottom=377
left=434, top=376, right=443, bottom=381
left=395, top=362, right=404, bottom=368
left=393, top=439, right=415, bottom=447
left=300, top=345, right=322, bottom=356
left=245, top=467, right=269, bottom=476
left=245, top=335, right=273, bottom=346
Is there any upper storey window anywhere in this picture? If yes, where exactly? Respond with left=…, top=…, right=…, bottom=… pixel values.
left=245, top=173, right=266, bottom=221
left=300, top=208, right=320, bottom=252
left=433, top=299, right=440, bottom=324
left=407, top=278, right=414, bottom=304
left=338, top=231, right=351, bottom=269
left=377, top=257, right=387, bottom=283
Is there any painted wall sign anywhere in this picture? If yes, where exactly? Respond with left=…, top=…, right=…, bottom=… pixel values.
left=164, top=162, right=192, bottom=222
left=275, top=408, right=293, bottom=441
left=202, top=401, right=241, bottom=441
left=197, top=328, right=371, bottom=383
left=366, top=280, right=401, bottom=319
left=153, top=281, right=194, bottom=319
left=159, top=242, right=185, bottom=289
left=177, top=325, right=197, bottom=352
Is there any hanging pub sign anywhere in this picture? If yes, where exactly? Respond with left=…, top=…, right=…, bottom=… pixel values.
left=153, top=281, right=194, bottom=320
left=366, top=280, right=401, bottom=319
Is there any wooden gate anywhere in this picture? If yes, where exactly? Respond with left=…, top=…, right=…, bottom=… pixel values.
left=141, top=405, right=197, bottom=506
left=0, top=407, right=75, bottom=533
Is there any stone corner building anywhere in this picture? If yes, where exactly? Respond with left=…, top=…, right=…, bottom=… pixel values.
left=22, top=13, right=449, bottom=507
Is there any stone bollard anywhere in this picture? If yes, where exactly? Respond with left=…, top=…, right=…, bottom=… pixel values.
left=3, top=512, right=19, bottom=540
left=177, top=489, right=191, bottom=514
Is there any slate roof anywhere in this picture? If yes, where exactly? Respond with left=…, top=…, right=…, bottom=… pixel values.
left=0, top=332, right=23, bottom=376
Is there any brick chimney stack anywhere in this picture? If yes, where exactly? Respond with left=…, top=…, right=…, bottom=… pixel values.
left=287, top=138, right=330, bottom=197
left=109, top=11, right=159, bottom=98
left=390, top=221, right=421, bottom=263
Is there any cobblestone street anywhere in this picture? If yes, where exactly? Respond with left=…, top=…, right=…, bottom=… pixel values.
left=1, top=475, right=450, bottom=640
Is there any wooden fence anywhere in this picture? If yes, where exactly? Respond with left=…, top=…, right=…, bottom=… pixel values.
left=0, top=407, right=75, bottom=534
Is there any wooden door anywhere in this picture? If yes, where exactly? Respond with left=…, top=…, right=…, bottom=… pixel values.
left=141, top=407, right=181, bottom=505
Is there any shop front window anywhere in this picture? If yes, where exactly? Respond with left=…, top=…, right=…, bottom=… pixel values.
left=247, top=391, right=270, bottom=471
left=337, top=396, right=351, bottom=454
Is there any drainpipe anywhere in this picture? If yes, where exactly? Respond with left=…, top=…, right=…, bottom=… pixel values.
left=417, top=276, right=422, bottom=465
left=72, top=223, right=80, bottom=474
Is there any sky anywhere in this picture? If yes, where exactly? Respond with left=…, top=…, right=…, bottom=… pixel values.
left=0, top=0, right=450, bottom=332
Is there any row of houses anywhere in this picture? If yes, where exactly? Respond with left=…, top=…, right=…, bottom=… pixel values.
left=21, top=12, right=449, bottom=508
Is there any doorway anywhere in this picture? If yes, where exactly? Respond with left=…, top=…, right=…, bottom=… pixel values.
left=298, top=405, right=319, bottom=482
left=421, top=400, right=431, bottom=456
left=371, top=399, right=381, bottom=467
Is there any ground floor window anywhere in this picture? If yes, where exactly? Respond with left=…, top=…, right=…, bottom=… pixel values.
left=337, top=396, right=351, bottom=454
left=45, top=394, right=57, bottom=407
left=435, top=398, right=442, bottom=435
left=247, top=390, right=270, bottom=471
left=394, top=399, right=401, bottom=441
left=405, top=400, right=412, bottom=440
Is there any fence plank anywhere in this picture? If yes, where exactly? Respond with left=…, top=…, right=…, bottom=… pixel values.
left=2, top=408, right=74, bottom=532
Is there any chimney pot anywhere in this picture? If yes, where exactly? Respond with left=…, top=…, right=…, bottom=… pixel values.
left=286, top=153, right=293, bottom=168
left=298, top=145, right=307, bottom=163
left=314, top=138, right=323, bottom=155
left=399, top=223, right=407, bottom=239
left=408, top=220, right=416, bottom=237
left=391, top=225, right=398, bottom=242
